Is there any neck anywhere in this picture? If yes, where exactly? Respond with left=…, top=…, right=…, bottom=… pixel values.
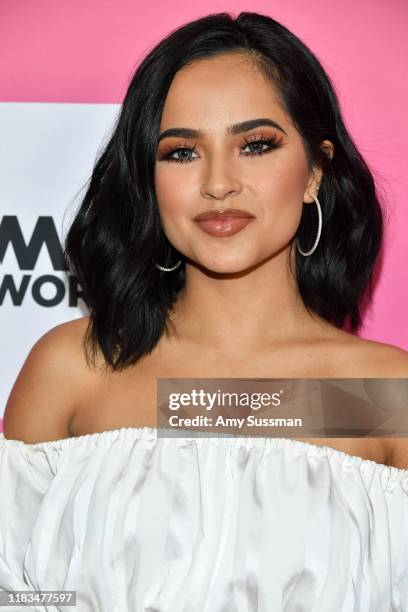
left=166, top=247, right=332, bottom=359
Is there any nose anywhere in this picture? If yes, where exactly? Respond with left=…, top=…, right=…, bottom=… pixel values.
left=200, top=155, right=242, bottom=200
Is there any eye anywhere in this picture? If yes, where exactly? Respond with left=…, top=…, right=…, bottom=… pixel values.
left=159, top=143, right=199, bottom=164
left=158, top=133, right=283, bottom=164
left=241, top=134, right=283, bottom=156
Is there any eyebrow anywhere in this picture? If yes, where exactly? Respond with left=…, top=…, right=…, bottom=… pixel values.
left=157, top=118, right=288, bottom=143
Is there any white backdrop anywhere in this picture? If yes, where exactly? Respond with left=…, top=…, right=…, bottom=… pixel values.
left=0, top=102, right=120, bottom=419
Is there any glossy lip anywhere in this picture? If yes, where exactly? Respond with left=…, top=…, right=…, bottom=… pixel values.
left=194, top=216, right=254, bottom=237
left=193, top=208, right=255, bottom=222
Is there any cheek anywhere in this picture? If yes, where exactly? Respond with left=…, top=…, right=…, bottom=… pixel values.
left=254, top=148, right=309, bottom=210
left=154, top=168, right=178, bottom=210
left=154, top=167, right=196, bottom=244
left=154, top=167, right=197, bottom=211
left=250, top=156, right=307, bottom=246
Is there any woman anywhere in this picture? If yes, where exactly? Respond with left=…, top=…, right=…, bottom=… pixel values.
left=1, top=11, right=407, bottom=611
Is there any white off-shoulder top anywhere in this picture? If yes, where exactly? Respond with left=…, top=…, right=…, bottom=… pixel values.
left=0, top=426, right=407, bottom=612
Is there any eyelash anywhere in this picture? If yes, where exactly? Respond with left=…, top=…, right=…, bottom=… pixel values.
left=159, top=134, right=283, bottom=164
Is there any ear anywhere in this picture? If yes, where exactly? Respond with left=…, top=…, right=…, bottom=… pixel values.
left=303, top=140, right=334, bottom=203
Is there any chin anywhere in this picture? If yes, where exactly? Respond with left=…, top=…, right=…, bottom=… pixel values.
left=194, top=259, right=258, bottom=275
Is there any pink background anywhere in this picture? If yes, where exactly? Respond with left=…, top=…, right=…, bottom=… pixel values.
left=0, top=1, right=407, bottom=430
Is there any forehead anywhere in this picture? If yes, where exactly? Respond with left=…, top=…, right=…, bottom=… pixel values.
left=160, top=53, right=289, bottom=131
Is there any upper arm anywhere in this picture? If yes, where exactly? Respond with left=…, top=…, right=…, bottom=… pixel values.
left=374, top=344, right=408, bottom=469
left=3, top=317, right=92, bottom=444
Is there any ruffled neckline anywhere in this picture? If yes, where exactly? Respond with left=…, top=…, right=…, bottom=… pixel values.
left=1, top=425, right=408, bottom=482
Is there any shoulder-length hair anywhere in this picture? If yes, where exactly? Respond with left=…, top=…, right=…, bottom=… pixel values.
left=64, top=11, right=383, bottom=370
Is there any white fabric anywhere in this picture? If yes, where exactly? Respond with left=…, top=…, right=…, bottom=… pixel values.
left=0, top=426, right=407, bottom=612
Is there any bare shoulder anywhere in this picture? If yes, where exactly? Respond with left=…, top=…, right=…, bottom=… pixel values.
left=365, top=339, right=408, bottom=469
left=326, top=327, right=408, bottom=377
left=356, top=336, right=408, bottom=377
left=3, top=316, right=99, bottom=444
left=330, top=330, right=408, bottom=469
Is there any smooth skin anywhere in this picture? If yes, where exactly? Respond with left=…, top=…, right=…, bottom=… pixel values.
left=4, top=52, right=408, bottom=469
left=155, top=51, right=333, bottom=353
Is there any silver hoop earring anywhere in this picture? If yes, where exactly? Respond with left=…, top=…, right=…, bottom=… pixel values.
left=154, top=259, right=182, bottom=272
left=296, top=193, right=322, bottom=256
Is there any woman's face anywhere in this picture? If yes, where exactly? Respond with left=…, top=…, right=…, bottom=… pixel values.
left=154, top=52, right=329, bottom=273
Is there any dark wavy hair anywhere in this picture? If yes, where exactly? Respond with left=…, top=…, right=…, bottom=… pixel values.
left=64, top=11, right=384, bottom=371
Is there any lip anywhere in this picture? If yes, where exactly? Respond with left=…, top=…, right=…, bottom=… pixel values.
left=193, top=208, right=254, bottom=222
left=194, top=215, right=254, bottom=237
